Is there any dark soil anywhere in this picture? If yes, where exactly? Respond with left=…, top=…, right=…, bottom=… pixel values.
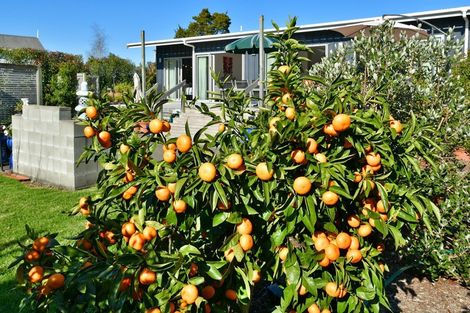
left=385, top=275, right=470, bottom=313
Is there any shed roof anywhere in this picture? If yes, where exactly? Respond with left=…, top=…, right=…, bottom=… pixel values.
left=0, top=34, right=45, bottom=50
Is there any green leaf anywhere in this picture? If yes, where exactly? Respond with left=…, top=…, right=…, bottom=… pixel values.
left=179, top=245, right=201, bottom=256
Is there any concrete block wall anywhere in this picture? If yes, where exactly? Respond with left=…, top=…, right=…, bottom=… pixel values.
left=12, top=105, right=99, bottom=189
left=0, top=63, right=38, bottom=123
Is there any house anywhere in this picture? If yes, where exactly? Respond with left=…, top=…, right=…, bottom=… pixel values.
left=0, top=34, right=44, bottom=123
left=127, top=6, right=470, bottom=101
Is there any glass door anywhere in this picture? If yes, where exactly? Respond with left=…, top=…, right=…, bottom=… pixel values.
left=165, top=58, right=179, bottom=99
left=197, top=56, right=209, bottom=100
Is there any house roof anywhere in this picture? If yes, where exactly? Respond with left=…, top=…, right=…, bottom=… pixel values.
left=127, top=6, right=470, bottom=48
left=0, top=34, right=45, bottom=50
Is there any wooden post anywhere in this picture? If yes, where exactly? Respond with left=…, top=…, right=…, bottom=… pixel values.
left=259, top=15, right=265, bottom=107
left=141, top=30, right=146, bottom=102
left=36, top=66, right=43, bottom=105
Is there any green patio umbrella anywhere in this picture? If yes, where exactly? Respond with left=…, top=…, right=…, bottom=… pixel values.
left=224, top=34, right=278, bottom=54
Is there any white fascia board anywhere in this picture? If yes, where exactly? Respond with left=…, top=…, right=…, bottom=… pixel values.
left=127, top=6, right=470, bottom=48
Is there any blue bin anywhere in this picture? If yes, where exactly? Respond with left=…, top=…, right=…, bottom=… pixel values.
left=0, top=134, right=7, bottom=166
left=6, top=137, right=12, bottom=169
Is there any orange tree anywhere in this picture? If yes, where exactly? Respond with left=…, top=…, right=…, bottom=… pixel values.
left=11, top=19, right=440, bottom=313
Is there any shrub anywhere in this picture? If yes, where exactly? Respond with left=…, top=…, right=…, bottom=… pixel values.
left=11, top=20, right=441, bottom=313
left=311, top=21, right=470, bottom=284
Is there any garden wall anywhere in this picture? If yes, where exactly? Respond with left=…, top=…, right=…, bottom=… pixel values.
left=11, top=105, right=98, bottom=189
left=0, top=63, right=39, bottom=123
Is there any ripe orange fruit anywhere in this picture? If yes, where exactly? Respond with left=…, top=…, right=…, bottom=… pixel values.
left=199, top=162, right=217, bottom=182
left=350, top=236, right=360, bottom=250
left=293, top=176, right=311, bottom=195
left=121, top=222, right=136, bottom=237
left=25, top=250, right=40, bottom=262
left=321, top=309, right=331, bottom=313
left=149, top=119, right=163, bottom=134
left=189, top=263, right=198, bottom=277
left=324, top=282, right=340, bottom=297
left=336, top=232, right=352, bottom=249
left=366, top=152, right=381, bottom=166
left=358, top=223, right=372, bottom=237
left=129, top=233, right=146, bottom=251
left=252, top=270, right=262, bottom=283
left=290, top=149, right=306, bottom=164
left=98, top=131, right=112, bottom=147
left=227, top=154, right=243, bottom=169
left=322, top=191, right=339, bottom=206
left=79, top=197, right=89, bottom=209
left=33, top=237, right=49, bottom=252
left=104, top=231, right=116, bottom=245
left=181, top=284, right=199, bottom=304
left=315, top=153, right=327, bottom=163
left=377, top=243, right=385, bottom=252
left=299, top=285, right=308, bottom=296
left=162, top=120, right=171, bottom=132
left=155, top=186, right=171, bottom=201
left=163, top=143, right=177, bottom=151
left=173, top=200, right=187, bottom=214
left=119, top=277, right=132, bottom=292
left=143, top=226, right=157, bottom=241
left=139, top=268, right=156, bottom=285
left=46, top=273, right=65, bottom=289
left=256, top=162, right=274, bottom=181
left=83, top=126, right=95, bottom=138
left=145, top=308, right=161, bottom=313
left=325, top=243, right=340, bottom=261
left=201, top=285, right=216, bottom=299
left=225, top=289, right=237, bottom=301
left=314, top=236, right=330, bottom=252
left=224, top=247, right=236, bottom=262
left=376, top=200, right=386, bottom=213
left=282, top=93, right=292, bottom=105
left=176, top=135, right=192, bottom=153
left=29, top=265, right=44, bottom=283
left=278, top=65, right=290, bottom=74
left=239, top=234, right=253, bottom=251
left=318, top=255, right=330, bottom=267
left=168, top=182, right=177, bottom=194
left=278, top=246, right=288, bottom=261
left=332, top=114, right=351, bottom=132
left=343, top=139, right=353, bottom=148
left=379, top=262, right=386, bottom=272
left=346, top=249, right=362, bottom=263
left=285, top=107, right=296, bottom=120
left=390, top=119, right=403, bottom=133
left=237, top=218, right=253, bottom=235
left=353, top=172, right=362, bottom=183
left=307, top=304, right=321, bottom=313
left=323, top=124, right=338, bottom=137
left=86, top=106, right=98, bottom=120
left=347, top=214, right=361, bottom=228
left=218, top=123, right=225, bottom=132
left=338, top=285, right=348, bottom=298
left=163, top=150, right=177, bottom=163
left=306, top=138, right=318, bottom=154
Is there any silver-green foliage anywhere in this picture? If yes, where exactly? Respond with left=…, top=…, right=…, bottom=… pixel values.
left=311, top=22, right=469, bottom=148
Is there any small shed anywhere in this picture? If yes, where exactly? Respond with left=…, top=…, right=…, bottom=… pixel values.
left=0, top=34, right=44, bottom=123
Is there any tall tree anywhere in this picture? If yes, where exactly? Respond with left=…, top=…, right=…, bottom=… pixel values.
left=89, top=24, right=108, bottom=59
left=175, top=8, right=231, bottom=38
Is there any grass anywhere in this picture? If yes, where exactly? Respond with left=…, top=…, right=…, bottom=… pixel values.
left=0, top=175, right=93, bottom=312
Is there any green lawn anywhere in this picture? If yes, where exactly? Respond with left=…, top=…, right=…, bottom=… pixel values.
left=0, top=175, right=93, bottom=312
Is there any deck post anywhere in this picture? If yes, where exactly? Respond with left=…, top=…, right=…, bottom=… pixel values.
left=259, top=15, right=265, bottom=107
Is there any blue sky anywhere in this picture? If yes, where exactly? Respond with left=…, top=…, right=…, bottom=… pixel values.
left=1, top=1, right=469, bottom=64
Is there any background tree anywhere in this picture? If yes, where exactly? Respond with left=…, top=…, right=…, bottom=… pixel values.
left=175, top=8, right=231, bottom=38
left=86, top=53, right=135, bottom=94
left=88, top=24, right=108, bottom=59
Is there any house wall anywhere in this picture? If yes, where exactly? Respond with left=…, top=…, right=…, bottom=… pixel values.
left=12, top=105, right=99, bottom=190
left=0, top=63, right=38, bottom=123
